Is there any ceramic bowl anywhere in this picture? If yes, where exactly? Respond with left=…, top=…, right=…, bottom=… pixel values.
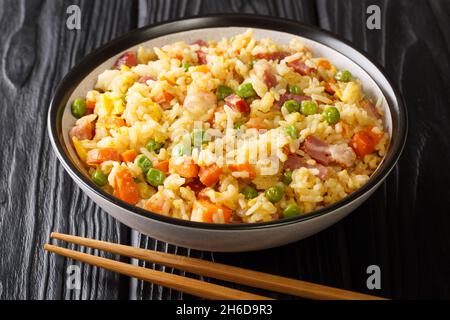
left=48, top=15, right=407, bottom=252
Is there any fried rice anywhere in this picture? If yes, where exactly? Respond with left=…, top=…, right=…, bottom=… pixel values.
left=68, top=29, right=389, bottom=224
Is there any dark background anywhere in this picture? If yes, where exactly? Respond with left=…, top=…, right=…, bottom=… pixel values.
left=0, top=0, right=449, bottom=300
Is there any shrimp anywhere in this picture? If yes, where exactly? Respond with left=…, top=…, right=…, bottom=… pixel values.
left=183, top=86, right=216, bottom=121
left=144, top=192, right=171, bottom=215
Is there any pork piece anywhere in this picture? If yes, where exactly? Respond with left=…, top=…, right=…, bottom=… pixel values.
left=303, top=135, right=356, bottom=168
left=287, top=59, right=313, bottom=76
left=283, top=154, right=328, bottom=179
left=69, top=114, right=97, bottom=140
left=253, top=60, right=277, bottom=89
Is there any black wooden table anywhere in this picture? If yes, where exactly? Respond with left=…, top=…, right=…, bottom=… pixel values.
left=1, top=0, right=449, bottom=300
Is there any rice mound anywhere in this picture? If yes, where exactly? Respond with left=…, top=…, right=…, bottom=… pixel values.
left=69, top=29, right=389, bottom=224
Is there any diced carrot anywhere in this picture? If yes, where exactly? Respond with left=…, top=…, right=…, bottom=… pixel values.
left=228, top=163, right=256, bottom=180
left=366, top=127, right=383, bottom=143
left=86, top=99, right=96, bottom=110
left=172, top=157, right=199, bottom=178
left=199, top=164, right=222, bottom=187
left=86, top=148, right=120, bottom=165
left=153, top=91, right=174, bottom=104
left=197, top=187, right=210, bottom=200
left=191, top=200, right=232, bottom=223
left=113, top=168, right=139, bottom=205
left=121, top=150, right=137, bottom=162
left=329, top=78, right=337, bottom=84
left=195, top=65, right=209, bottom=73
left=144, top=194, right=170, bottom=214
left=350, top=127, right=383, bottom=157
left=153, top=160, right=169, bottom=173
left=97, top=116, right=126, bottom=128
left=245, top=118, right=268, bottom=130
left=317, top=60, right=331, bottom=70
left=324, top=82, right=335, bottom=95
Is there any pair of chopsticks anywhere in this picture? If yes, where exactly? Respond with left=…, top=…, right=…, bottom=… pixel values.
left=44, top=232, right=386, bottom=300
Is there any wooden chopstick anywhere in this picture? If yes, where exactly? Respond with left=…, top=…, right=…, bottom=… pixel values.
left=49, top=232, right=386, bottom=300
left=44, top=243, right=271, bottom=300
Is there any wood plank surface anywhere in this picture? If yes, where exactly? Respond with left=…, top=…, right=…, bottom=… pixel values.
left=0, top=0, right=138, bottom=299
left=316, top=0, right=450, bottom=299
left=0, top=0, right=449, bottom=300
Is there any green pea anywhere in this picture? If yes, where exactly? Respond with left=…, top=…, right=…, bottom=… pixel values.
left=172, top=143, right=188, bottom=157
left=182, top=61, right=190, bottom=72
left=323, top=107, right=341, bottom=125
left=242, top=186, right=258, bottom=200
left=289, top=84, right=301, bottom=94
left=234, top=122, right=243, bottom=130
left=216, top=85, right=234, bottom=100
left=146, top=168, right=166, bottom=187
left=236, top=83, right=256, bottom=98
left=282, top=170, right=293, bottom=185
left=265, top=186, right=284, bottom=203
left=282, top=204, right=302, bottom=218
left=335, top=70, right=352, bottom=82
left=191, top=129, right=208, bottom=146
left=135, top=154, right=152, bottom=173
left=284, top=125, right=298, bottom=139
left=300, top=100, right=318, bottom=115
left=146, top=139, right=163, bottom=154
left=283, top=99, right=300, bottom=113
left=71, top=98, right=87, bottom=118
left=91, top=170, right=108, bottom=187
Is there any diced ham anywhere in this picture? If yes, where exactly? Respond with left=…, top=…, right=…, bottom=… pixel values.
left=303, top=135, right=356, bottom=168
left=279, top=93, right=311, bottom=105
left=192, top=40, right=207, bottom=47
left=264, top=69, right=278, bottom=89
left=361, top=99, right=381, bottom=119
left=253, top=60, right=277, bottom=89
left=185, top=178, right=205, bottom=196
left=283, top=154, right=304, bottom=171
left=69, top=115, right=96, bottom=140
left=113, top=51, right=137, bottom=69
left=137, top=75, right=156, bottom=83
left=196, top=50, right=207, bottom=64
left=303, top=136, right=330, bottom=165
left=255, top=52, right=288, bottom=61
left=283, top=154, right=328, bottom=180
left=287, top=59, right=313, bottom=76
left=224, top=94, right=250, bottom=113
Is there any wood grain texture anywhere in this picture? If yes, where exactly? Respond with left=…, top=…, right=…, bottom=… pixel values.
left=317, top=0, right=450, bottom=299
left=0, top=0, right=137, bottom=299
left=1, top=0, right=449, bottom=300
